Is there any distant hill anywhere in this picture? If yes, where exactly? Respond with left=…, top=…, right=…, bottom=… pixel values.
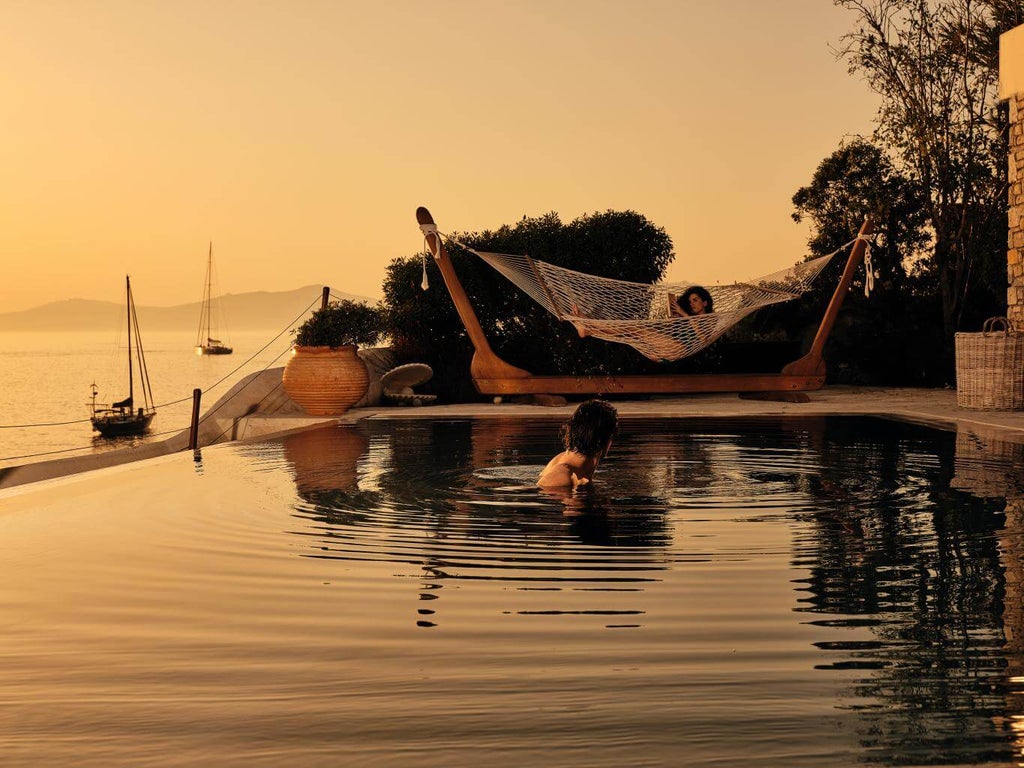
left=0, top=285, right=375, bottom=332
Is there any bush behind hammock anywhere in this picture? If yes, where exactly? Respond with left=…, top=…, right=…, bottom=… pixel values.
left=381, top=210, right=684, bottom=402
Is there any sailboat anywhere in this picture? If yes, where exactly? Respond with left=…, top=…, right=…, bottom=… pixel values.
left=90, top=275, right=156, bottom=437
left=194, top=242, right=233, bottom=355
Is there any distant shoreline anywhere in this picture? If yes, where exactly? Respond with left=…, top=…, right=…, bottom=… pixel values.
left=0, top=285, right=373, bottom=332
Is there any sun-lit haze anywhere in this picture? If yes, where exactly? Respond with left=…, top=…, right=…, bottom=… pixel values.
left=0, top=0, right=878, bottom=313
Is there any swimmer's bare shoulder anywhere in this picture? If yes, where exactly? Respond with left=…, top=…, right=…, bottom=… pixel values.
left=537, top=461, right=575, bottom=488
left=537, top=460, right=592, bottom=490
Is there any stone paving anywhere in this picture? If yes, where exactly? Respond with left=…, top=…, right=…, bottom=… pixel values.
left=348, top=385, right=1024, bottom=443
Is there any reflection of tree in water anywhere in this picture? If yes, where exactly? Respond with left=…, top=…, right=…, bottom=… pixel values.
left=954, top=432, right=1024, bottom=764
left=627, top=416, right=844, bottom=509
left=1003, top=497, right=1024, bottom=763
left=611, top=420, right=717, bottom=493
left=792, top=417, right=1018, bottom=765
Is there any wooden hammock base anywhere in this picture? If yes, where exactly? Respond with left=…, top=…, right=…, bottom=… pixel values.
left=474, top=370, right=824, bottom=396
left=417, top=206, right=872, bottom=400
left=507, top=393, right=570, bottom=406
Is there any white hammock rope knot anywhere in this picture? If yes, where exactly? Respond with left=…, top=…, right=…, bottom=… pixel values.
left=430, top=229, right=873, bottom=362
left=419, top=222, right=440, bottom=290
left=855, top=233, right=875, bottom=297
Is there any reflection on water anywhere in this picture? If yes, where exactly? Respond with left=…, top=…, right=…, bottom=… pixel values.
left=3, top=414, right=1024, bottom=767
left=787, top=420, right=1016, bottom=765
left=279, top=419, right=675, bottom=634
left=264, top=416, right=1024, bottom=765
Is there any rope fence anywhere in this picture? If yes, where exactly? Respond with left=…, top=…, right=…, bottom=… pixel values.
left=0, top=290, right=323, bottom=465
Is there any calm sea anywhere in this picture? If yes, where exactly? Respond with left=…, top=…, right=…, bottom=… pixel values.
left=0, top=329, right=298, bottom=468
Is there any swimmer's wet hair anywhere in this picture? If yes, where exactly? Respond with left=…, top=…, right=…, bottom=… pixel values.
left=562, top=399, right=619, bottom=457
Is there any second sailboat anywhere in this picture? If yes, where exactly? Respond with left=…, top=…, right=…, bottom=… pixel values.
left=195, top=242, right=233, bottom=355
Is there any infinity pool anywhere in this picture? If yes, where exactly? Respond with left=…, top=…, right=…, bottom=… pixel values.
left=1, top=416, right=1022, bottom=767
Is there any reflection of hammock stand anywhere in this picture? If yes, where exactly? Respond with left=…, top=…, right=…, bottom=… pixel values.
left=416, top=207, right=873, bottom=399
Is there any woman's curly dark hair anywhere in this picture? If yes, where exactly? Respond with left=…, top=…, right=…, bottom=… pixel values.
left=561, top=399, right=619, bottom=457
left=680, top=285, right=714, bottom=315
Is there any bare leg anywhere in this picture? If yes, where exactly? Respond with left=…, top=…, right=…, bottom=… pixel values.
left=568, top=303, right=590, bottom=338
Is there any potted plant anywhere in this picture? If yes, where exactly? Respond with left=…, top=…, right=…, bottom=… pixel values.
left=282, top=299, right=383, bottom=416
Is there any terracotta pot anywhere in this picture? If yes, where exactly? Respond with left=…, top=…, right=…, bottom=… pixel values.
left=282, top=345, right=369, bottom=416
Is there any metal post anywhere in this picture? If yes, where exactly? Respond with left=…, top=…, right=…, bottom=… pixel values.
left=322, top=286, right=330, bottom=308
left=187, top=388, right=202, bottom=450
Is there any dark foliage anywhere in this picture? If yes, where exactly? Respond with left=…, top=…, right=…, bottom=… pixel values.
left=381, top=210, right=682, bottom=401
left=764, top=139, right=954, bottom=385
left=294, top=299, right=382, bottom=348
left=833, top=0, right=1016, bottom=347
left=774, top=0, right=1024, bottom=383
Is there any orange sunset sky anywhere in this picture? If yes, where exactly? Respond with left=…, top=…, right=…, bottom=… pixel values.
left=1, top=0, right=877, bottom=314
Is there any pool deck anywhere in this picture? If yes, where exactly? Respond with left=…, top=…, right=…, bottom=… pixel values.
left=3, top=377, right=1023, bottom=491
left=351, top=385, right=1024, bottom=439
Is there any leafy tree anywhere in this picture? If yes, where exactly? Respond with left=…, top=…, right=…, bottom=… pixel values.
left=780, top=140, right=949, bottom=384
left=834, top=0, right=1019, bottom=341
left=381, top=210, right=676, bottom=401
left=792, top=140, right=927, bottom=287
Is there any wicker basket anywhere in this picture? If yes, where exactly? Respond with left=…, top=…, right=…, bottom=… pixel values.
left=955, top=317, right=1024, bottom=410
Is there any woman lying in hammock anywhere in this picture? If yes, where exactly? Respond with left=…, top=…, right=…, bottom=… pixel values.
left=668, top=286, right=714, bottom=318
left=570, top=285, right=716, bottom=362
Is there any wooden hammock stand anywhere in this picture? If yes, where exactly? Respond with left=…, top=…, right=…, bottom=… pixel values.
left=417, top=206, right=873, bottom=399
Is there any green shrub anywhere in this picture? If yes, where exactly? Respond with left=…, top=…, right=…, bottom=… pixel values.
left=381, top=210, right=677, bottom=401
left=294, top=299, right=382, bottom=348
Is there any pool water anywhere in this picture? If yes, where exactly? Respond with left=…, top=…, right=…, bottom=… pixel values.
left=1, top=415, right=1022, bottom=767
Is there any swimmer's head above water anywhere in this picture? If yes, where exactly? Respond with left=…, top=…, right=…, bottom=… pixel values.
left=537, top=399, right=619, bottom=489
left=562, top=399, right=619, bottom=458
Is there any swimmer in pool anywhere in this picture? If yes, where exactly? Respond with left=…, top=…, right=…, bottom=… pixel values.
left=537, top=399, right=619, bottom=489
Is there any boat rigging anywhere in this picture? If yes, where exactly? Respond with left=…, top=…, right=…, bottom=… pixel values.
left=195, top=241, right=233, bottom=355
left=90, top=275, right=156, bottom=437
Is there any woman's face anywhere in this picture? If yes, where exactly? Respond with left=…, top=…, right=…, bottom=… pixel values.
left=688, top=292, right=709, bottom=315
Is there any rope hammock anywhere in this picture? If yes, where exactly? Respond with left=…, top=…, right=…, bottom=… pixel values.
left=422, top=225, right=873, bottom=362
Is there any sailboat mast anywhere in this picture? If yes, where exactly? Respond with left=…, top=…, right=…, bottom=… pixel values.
left=192, top=241, right=231, bottom=355
left=195, top=243, right=211, bottom=349
left=205, top=242, right=212, bottom=343
left=130, top=285, right=154, bottom=411
left=126, top=275, right=134, bottom=407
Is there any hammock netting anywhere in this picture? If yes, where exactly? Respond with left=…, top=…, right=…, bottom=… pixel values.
left=449, top=241, right=840, bottom=361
